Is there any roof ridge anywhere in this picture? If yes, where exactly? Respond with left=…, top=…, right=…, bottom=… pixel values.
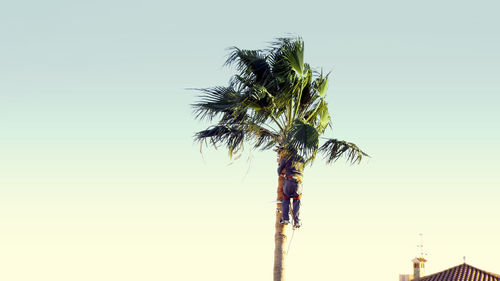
left=418, top=263, right=500, bottom=281
left=418, top=263, right=466, bottom=281
left=463, top=263, right=500, bottom=279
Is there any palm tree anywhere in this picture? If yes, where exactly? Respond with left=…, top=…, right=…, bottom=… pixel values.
left=192, top=36, right=368, bottom=281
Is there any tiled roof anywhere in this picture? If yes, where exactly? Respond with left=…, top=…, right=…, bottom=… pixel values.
left=418, top=263, right=500, bottom=281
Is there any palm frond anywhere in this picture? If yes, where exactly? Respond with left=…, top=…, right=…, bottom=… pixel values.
left=313, top=72, right=329, bottom=97
left=192, top=86, right=242, bottom=121
left=282, top=38, right=305, bottom=77
left=225, top=48, right=272, bottom=85
left=316, top=100, right=331, bottom=133
left=268, top=43, right=294, bottom=90
left=285, top=119, right=319, bottom=160
left=270, top=37, right=305, bottom=77
left=195, top=125, right=245, bottom=158
left=298, top=66, right=314, bottom=111
left=218, top=110, right=247, bottom=126
left=319, top=138, right=369, bottom=164
left=247, top=85, right=274, bottom=109
left=247, top=123, right=279, bottom=150
left=304, top=98, right=330, bottom=130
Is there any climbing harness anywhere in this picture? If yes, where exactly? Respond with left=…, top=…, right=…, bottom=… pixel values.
left=283, top=194, right=302, bottom=200
left=285, top=174, right=303, bottom=183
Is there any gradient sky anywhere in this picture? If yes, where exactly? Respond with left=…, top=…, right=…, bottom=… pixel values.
left=1, top=0, right=499, bottom=281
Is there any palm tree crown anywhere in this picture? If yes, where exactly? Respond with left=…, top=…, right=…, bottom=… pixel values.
left=193, top=37, right=367, bottom=164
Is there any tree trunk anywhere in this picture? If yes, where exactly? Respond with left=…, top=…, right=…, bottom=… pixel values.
left=273, top=157, right=287, bottom=281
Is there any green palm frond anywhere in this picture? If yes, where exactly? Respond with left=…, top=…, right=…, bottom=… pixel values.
left=225, top=48, right=272, bottom=85
left=192, top=86, right=242, bottom=121
left=218, top=110, right=247, bottom=127
left=273, top=37, right=305, bottom=77
left=195, top=125, right=245, bottom=158
left=298, top=67, right=314, bottom=110
left=268, top=44, right=294, bottom=88
left=285, top=119, right=319, bottom=160
left=291, top=64, right=312, bottom=121
left=247, top=123, right=280, bottom=150
left=304, top=98, right=331, bottom=133
left=239, top=85, right=284, bottom=129
left=316, top=100, right=331, bottom=133
left=247, top=85, right=274, bottom=109
left=319, top=138, right=369, bottom=164
left=313, top=72, right=329, bottom=97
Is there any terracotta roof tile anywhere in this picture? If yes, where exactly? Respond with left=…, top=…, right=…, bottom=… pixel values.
left=417, top=264, right=500, bottom=281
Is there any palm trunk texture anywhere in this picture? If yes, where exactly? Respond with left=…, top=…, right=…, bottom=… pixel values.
left=273, top=154, right=287, bottom=281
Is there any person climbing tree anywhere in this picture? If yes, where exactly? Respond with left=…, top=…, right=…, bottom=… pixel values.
left=277, top=148, right=304, bottom=228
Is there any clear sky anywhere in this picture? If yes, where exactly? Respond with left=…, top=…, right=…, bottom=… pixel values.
left=1, top=0, right=499, bottom=280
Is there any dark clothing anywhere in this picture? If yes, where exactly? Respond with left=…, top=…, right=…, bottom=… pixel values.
left=277, top=154, right=304, bottom=178
left=278, top=154, right=305, bottom=224
left=282, top=180, right=302, bottom=223
left=283, top=179, right=303, bottom=198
